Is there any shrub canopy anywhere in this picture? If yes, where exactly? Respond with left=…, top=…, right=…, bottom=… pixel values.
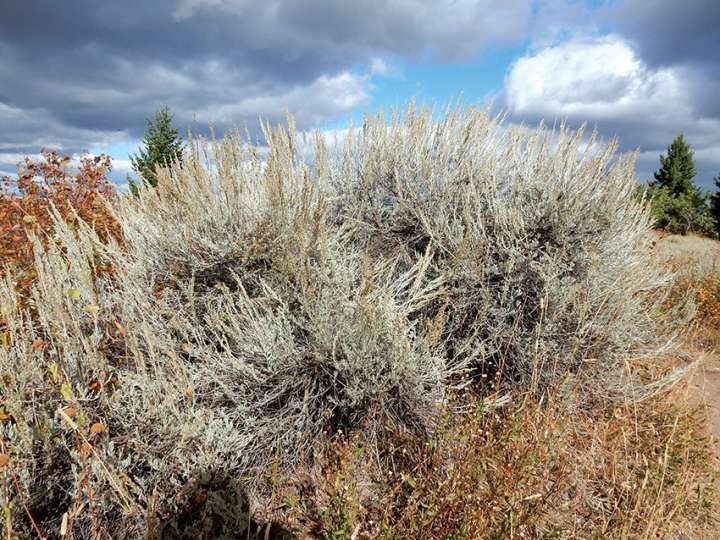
left=0, top=104, right=680, bottom=537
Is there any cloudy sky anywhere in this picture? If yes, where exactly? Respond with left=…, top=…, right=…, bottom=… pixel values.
left=1, top=0, right=718, bottom=188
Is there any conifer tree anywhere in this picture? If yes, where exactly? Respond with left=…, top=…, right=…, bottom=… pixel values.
left=711, top=174, right=720, bottom=235
left=646, top=135, right=713, bottom=235
left=650, top=134, right=700, bottom=200
left=130, top=106, right=184, bottom=193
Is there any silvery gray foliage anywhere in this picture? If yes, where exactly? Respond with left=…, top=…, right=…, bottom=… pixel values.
left=0, top=118, right=449, bottom=536
left=322, top=103, right=671, bottom=395
left=0, top=104, right=676, bottom=536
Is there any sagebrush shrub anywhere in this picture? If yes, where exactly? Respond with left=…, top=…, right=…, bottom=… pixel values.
left=323, top=105, right=672, bottom=395
left=0, top=104, right=681, bottom=536
left=0, top=123, right=451, bottom=536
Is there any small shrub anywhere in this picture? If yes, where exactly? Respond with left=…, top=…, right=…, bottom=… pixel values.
left=695, top=274, right=720, bottom=327
left=0, top=150, right=119, bottom=293
left=645, top=185, right=715, bottom=236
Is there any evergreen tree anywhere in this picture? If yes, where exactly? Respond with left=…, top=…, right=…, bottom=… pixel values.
left=130, top=106, right=184, bottom=193
left=650, top=134, right=700, bottom=200
left=711, top=174, right=720, bottom=235
left=646, top=134, right=714, bottom=235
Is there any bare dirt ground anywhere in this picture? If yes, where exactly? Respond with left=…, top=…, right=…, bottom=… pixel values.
left=691, top=352, right=720, bottom=461
left=686, top=350, right=720, bottom=537
left=654, top=233, right=720, bottom=493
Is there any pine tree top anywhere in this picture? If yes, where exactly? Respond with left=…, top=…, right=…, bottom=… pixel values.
left=130, top=105, right=184, bottom=189
left=711, top=172, right=720, bottom=233
left=652, top=134, right=698, bottom=198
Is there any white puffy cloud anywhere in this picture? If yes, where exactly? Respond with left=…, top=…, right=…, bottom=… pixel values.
left=506, top=36, right=685, bottom=122
left=504, top=35, right=720, bottom=187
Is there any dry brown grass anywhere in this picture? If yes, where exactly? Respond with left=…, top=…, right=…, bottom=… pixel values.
left=652, top=233, right=720, bottom=278
left=655, top=233, right=720, bottom=350
left=259, top=232, right=720, bottom=538
left=272, top=380, right=717, bottom=539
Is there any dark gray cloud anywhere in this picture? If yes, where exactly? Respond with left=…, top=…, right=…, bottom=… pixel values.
left=0, top=0, right=530, bottom=175
left=606, top=0, right=720, bottom=69
left=606, top=0, right=720, bottom=161
left=1, top=0, right=718, bottom=190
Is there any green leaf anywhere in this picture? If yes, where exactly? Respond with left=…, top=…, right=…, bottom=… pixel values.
left=76, top=411, right=87, bottom=431
left=83, top=304, right=100, bottom=315
left=67, top=288, right=81, bottom=301
left=49, top=362, right=60, bottom=382
left=60, top=383, right=74, bottom=401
